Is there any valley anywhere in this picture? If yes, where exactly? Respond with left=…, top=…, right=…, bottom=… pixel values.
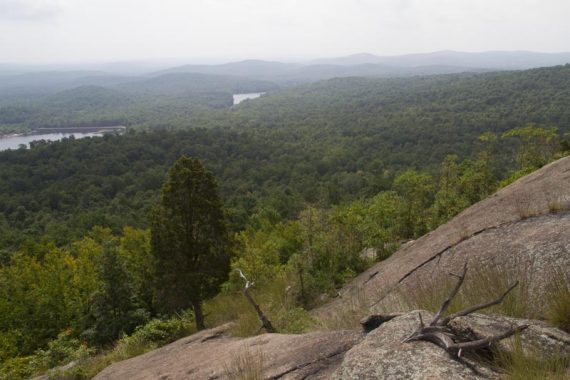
left=0, top=54, right=569, bottom=380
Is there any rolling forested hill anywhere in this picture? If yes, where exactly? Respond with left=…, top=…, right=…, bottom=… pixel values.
left=0, top=65, right=569, bottom=252
left=0, top=72, right=278, bottom=132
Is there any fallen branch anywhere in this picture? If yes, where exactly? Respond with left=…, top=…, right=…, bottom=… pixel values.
left=235, top=269, right=276, bottom=333
left=402, top=263, right=528, bottom=357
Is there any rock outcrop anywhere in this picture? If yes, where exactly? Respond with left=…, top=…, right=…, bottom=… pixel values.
left=315, top=156, right=570, bottom=318
left=94, top=325, right=362, bottom=380
left=94, top=311, right=570, bottom=380
left=334, top=311, right=570, bottom=380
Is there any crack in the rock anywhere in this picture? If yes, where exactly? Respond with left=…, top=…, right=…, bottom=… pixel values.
left=363, top=270, right=379, bottom=285
left=368, top=222, right=512, bottom=308
left=369, top=208, right=570, bottom=309
left=200, top=330, right=226, bottom=343
left=267, top=346, right=350, bottom=379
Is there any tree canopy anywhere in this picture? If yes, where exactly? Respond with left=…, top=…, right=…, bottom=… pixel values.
left=150, top=156, right=230, bottom=330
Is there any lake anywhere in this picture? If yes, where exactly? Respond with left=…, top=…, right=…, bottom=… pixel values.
left=0, top=132, right=104, bottom=151
left=233, top=92, right=265, bottom=105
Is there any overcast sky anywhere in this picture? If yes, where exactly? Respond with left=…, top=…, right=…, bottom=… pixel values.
left=1, top=0, right=569, bottom=64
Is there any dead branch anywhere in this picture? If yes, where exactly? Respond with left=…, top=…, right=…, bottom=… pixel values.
left=402, top=264, right=528, bottom=356
left=439, top=281, right=519, bottom=326
left=235, top=269, right=276, bottom=333
left=431, top=263, right=468, bottom=326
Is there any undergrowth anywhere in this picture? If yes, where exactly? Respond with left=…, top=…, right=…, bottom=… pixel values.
left=46, top=314, right=195, bottom=379
left=204, top=273, right=315, bottom=337
left=315, top=290, right=369, bottom=331
left=496, top=338, right=570, bottom=380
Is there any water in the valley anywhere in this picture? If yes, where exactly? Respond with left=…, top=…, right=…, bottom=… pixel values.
left=0, top=132, right=104, bottom=151
left=232, top=92, right=265, bottom=105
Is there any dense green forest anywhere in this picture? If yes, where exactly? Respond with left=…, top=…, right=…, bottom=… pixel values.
left=1, top=65, right=570, bottom=250
left=0, top=73, right=278, bottom=133
left=0, top=65, right=569, bottom=378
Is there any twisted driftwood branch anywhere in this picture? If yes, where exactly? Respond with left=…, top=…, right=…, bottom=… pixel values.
left=235, top=269, right=276, bottom=333
left=402, top=263, right=528, bottom=357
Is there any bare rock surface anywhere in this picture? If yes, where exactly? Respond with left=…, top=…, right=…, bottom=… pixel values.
left=334, top=311, right=570, bottom=380
left=93, top=311, right=570, bottom=380
left=315, top=156, right=570, bottom=317
left=94, top=324, right=362, bottom=380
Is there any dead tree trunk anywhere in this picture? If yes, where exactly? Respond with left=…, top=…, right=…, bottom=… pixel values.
left=402, top=263, right=528, bottom=357
left=236, top=269, right=276, bottom=333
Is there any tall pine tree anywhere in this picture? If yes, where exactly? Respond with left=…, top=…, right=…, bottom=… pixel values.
left=150, top=156, right=230, bottom=330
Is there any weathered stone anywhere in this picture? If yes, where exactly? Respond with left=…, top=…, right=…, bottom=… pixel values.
left=94, top=324, right=362, bottom=380
left=334, top=311, right=570, bottom=380
left=450, top=313, right=570, bottom=359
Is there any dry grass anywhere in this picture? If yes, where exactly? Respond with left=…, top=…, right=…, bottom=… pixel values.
left=392, top=258, right=537, bottom=319
left=546, top=269, right=570, bottom=333
left=205, top=273, right=315, bottom=337
left=222, top=346, right=264, bottom=380
left=495, top=337, right=570, bottom=380
left=388, top=261, right=570, bottom=379
left=315, top=290, right=368, bottom=331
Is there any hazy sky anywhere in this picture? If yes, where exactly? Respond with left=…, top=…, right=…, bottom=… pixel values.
left=1, top=0, right=569, bottom=64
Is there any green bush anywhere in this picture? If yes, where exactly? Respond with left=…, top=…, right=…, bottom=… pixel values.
left=122, top=316, right=195, bottom=347
left=32, top=330, right=94, bottom=370
left=0, top=356, right=34, bottom=380
left=56, top=315, right=196, bottom=379
left=0, top=330, right=94, bottom=380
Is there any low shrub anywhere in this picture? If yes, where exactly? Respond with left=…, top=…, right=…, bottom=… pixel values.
left=56, top=314, right=195, bottom=379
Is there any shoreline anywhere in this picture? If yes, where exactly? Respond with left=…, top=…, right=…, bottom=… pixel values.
left=0, top=126, right=127, bottom=139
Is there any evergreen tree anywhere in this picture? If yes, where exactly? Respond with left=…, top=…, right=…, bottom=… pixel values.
left=150, top=156, right=230, bottom=330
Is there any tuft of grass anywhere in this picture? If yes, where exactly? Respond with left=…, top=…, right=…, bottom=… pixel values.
left=546, top=196, right=570, bottom=214
left=315, top=290, right=368, bottom=331
left=546, top=270, right=570, bottom=333
left=393, top=258, right=536, bottom=319
left=222, top=346, right=264, bottom=380
left=495, top=337, right=570, bottom=380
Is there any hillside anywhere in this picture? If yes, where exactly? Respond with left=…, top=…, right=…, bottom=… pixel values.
left=316, top=155, right=570, bottom=318
left=90, top=157, right=570, bottom=380
left=0, top=72, right=277, bottom=131
left=115, top=72, right=278, bottom=96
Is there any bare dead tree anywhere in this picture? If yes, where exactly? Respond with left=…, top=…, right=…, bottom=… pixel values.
left=402, top=263, right=528, bottom=357
left=235, top=269, right=276, bottom=333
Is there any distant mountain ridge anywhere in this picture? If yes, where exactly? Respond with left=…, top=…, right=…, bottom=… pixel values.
left=1, top=50, right=569, bottom=96
left=310, top=50, right=570, bottom=68
left=157, top=50, right=570, bottom=84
